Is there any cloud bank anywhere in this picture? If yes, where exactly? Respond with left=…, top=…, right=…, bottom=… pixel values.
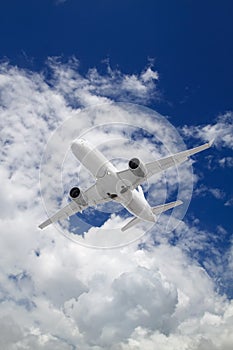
left=0, top=59, right=232, bottom=349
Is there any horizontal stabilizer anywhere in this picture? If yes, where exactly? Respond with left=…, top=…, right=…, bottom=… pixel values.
left=121, top=216, right=142, bottom=232
left=121, top=200, right=183, bottom=232
left=152, top=199, right=183, bottom=215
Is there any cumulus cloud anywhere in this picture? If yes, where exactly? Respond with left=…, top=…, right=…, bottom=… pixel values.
left=219, top=157, right=233, bottom=168
left=194, top=184, right=226, bottom=200
left=47, top=57, right=159, bottom=107
left=224, top=198, right=233, bottom=207
left=0, top=59, right=232, bottom=349
left=181, top=111, right=233, bottom=150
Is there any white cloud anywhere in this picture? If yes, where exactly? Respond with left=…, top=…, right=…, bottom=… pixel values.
left=0, top=59, right=232, bottom=349
left=141, top=67, right=159, bottom=82
left=47, top=57, right=159, bottom=107
left=208, top=188, right=225, bottom=200
left=181, top=111, right=233, bottom=149
left=194, top=184, right=226, bottom=200
left=225, top=198, right=233, bottom=207
left=219, top=157, right=233, bottom=168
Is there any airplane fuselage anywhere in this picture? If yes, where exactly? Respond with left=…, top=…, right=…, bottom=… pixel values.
left=71, top=139, right=155, bottom=223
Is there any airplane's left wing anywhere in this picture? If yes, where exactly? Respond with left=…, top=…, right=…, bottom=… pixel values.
left=39, top=184, right=110, bottom=229
left=117, top=139, right=214, bottom=189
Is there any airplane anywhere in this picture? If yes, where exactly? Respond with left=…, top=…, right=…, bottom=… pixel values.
left=39, top=138, right=214, bottom=231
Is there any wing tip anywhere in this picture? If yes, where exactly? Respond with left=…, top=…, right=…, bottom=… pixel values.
left=208, top=138, right=215, bottom=147
left=38, top=218, right=52, bottom=230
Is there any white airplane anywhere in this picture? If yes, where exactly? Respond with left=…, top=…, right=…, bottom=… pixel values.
left=39, top=138, right=214, bottom=231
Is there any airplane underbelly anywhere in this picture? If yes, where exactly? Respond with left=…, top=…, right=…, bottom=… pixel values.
left=71, top=139, right=116, bottom=178
left=121, top=190, right=155, bottom=222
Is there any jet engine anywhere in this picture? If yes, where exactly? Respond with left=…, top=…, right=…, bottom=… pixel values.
left=128, top=158, right=147, bottom=177
left=69, top=187, right=88, bottom=206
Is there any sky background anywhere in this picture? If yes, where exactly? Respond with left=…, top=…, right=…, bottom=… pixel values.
left=0, top=1, right=233, bottom=349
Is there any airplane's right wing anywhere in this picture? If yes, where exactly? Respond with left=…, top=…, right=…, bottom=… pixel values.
left=117, top=139, right=214, bottom=190
left=39, top=184, right=110, bottom=229
left=38, top=200, right=83, bottom=230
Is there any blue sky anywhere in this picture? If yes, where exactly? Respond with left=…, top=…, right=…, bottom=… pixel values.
left=0, top=0, right=232, bottom=124
left=0, top=1, right=233, bottom=349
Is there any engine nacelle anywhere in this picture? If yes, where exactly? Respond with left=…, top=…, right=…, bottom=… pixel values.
left=69, top=187, right=88, bottom=206
left=128, top=158, right=147, bottom=177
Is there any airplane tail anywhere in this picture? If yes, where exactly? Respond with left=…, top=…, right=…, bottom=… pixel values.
left=121, top=200, right=183, bottom=232
left=151, top=199, right=183, bottom=215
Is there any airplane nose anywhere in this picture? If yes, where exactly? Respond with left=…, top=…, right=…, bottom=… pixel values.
left=71, top=138, right=85, bottom=147
left=78, top=138, right=86, bottom=144
left=71, top=140, right=80, bottom=153
left=71, top=139, right=88, bottom=160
